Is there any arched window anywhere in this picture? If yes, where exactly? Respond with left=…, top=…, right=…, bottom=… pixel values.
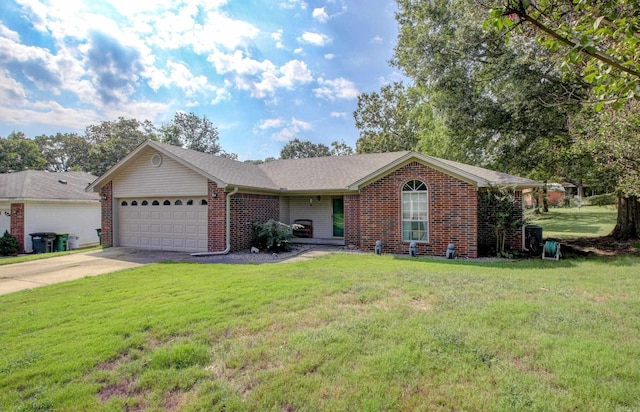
left=200, top=199, right=208, bottom=206
left=402, top=180, right=428, bottom=242
left=163, top=200, right=171, bottom=205
left=152, top=200, right=160, bottom=206
left=141, top=200, right=149, bottom=206
left=175, top=200, right=183, bottom=205
left=186, top=199, right=194, bottom=206
left=131, top=200, right=138, bottom=206
left=121, top=201, right=128, bottom=206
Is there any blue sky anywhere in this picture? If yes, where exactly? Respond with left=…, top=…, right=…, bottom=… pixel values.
left=0, top=0, right=403, bottom=160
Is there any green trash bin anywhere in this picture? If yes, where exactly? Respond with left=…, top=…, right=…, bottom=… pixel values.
left=55, top=233, right=69, bottom=252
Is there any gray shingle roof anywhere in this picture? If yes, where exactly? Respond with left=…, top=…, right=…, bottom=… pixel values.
left=88, top=140, right=542, bottom=193
left=258, top=151, right=411, bottom=191
left=1, top=171, right=100, bottom=201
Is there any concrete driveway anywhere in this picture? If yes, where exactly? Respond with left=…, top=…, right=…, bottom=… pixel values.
left=0, top=248, right=193, bottom=296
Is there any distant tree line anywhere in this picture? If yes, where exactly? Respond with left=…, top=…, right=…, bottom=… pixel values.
left=0, top=112, right=234, bottom=176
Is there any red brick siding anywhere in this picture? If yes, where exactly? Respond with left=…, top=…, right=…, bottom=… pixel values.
left=208, top=182, right=226, bottom=252
left=10, top=203, right=25, bottom=253
left=344, top=194, right=360, bottom=249
left=229, top=193, right=280, bottom=251
left=100, top=182, right=113, bottom=247
left=477, top=190, right=524, bottom=256
left=358, top=162, right=479, bottom=258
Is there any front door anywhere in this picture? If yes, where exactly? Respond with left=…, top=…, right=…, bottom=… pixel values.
left=332, top=197, right=344, bottom=237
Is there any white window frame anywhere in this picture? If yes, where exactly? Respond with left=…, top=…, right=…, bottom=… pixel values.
left=402, top=180, right=429, bottom=242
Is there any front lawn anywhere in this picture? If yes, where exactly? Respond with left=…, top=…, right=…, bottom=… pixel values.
left=526, top=205, right=617, bottom=239
left=1, top=254, right=639, bottom=410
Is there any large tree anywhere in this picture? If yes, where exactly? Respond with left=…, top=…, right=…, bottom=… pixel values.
left=34, top=133, right=91, bottom=172
left=389, top=0, right=584, bottom=176
left=280, top=139, right=332, bottom=159
left=485, top=0, right=640, bottom=109
left=160, top=112, right=221, bottom=154
left=0, top=132, right=46, bottom=173
left=485, top=0, right=640, bottom=239
left=84, top=117, right=157, bottom=176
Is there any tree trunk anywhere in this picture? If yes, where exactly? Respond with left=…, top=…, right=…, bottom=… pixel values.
left=610, top=193, right=640, bottom=240
left=542, top=181, right=549, bottom=213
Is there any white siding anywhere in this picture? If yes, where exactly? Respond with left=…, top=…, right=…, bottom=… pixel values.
left=113, top=148, right=208, bottom=198
left=23, top=201, right=101, bottom=252
left=279, top=197, right=290, bottom=225
left=0, top=202, right=10, bottom=235
left=287, top=196, right=333, bottom=238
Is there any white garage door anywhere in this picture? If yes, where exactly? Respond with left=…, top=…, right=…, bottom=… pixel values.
left=118, top=198, right=208, bottom=252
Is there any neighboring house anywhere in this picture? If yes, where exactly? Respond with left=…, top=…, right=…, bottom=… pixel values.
left=87, top=140, right=542, bottom=258
left=0, top=171, right=101, bottom=253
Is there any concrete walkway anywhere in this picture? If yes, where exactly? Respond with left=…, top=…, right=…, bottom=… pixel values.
left=0, top=248, right=192, bottom=296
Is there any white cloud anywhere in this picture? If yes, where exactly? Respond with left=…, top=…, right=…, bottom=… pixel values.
left=272, top=29, right=285, bottom=49
left=280, top=0, right=307, bottom=10
left=324, top=53, right=335, bottom=60
left=371, top=35, right=383, bottom=44
left=294, top=47, right=304, bottom=54
left=313, top=77, right=359, bottom=100
left=312, top=7, right=329, bottom=23
left=208, top=50, right=312, bottom=98
left=0, top=22, right=20, bottom=42
left=0, top=70, right=26, bottom=105
left=256, top=116, right=312, bottom=142
left=330, top=112, right=348, bottom=118
left=298, top=31, right=331, bottom=47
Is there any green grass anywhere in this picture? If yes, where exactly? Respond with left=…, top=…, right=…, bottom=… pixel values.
left=526, top=205, right=617, bottom=239
left=0, top=246, right=103, bottom=266
left=1, top=253, right=639, bottom=411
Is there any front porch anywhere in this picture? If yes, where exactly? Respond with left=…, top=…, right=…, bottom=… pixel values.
left=291, top=237, right=345, bottom=246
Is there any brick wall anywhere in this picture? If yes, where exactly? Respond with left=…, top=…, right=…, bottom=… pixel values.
left=357, top=161, right=479, bottom=258
left=100, top=183, right=113, bottom=247
left=229, top=193, right=280, bottom=251
left=344, top=194, right=360, bottom=249
left=10, top=203, right=25, bottom=253
left=207, top=182, right=227, bottom=252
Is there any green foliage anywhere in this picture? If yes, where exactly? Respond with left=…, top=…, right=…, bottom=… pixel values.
left=391, top=0, right=583, bottom=174
left=34, top=133, right=91, bottom=172
left=485, top=0, right=640, bottom=108
left=251, top=220, right=295, bottom=252
left=149, top=342, right=210, bottom=370
left=0, top=230, right=19, bottom=256
left=84, top=117, right=157, bottom=176
left=159, top=112, right=235, bottom=158
left=587, top=193, right=617, bottom=206
left=479, top=187, right=525, bottom=257
left=280, top=138, right=331, bottom=159
left=0, top=132, right=47, bottom=173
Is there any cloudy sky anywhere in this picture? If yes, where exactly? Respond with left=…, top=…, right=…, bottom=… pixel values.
left=0, top=0, right=403, bottom=160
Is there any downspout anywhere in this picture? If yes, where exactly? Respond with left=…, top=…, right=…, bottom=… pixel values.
left=191, top=186, right=239, bottom=256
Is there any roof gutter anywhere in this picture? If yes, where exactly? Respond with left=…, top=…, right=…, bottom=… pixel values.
left=191, top=186, right=239, bottom=256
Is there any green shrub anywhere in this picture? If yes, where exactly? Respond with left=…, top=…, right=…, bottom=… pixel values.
left=0, top=230, right=20, bottom=256
left=251, top=220, right=295, bottom=252
left=587, top=193, right=617, bottom=206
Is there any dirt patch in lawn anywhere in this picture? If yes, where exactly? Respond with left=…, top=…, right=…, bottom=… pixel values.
left=559, top=236, right=640, bottom=257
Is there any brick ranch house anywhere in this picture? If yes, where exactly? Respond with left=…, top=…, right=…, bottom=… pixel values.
left=87, top=140, right=541, bottom=258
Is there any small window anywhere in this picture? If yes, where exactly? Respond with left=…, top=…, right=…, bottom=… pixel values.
left=121, top=201, right=128, bottom=206
left=200, top=199, right=208, bottom=206
left=186, top=199, right=194, bottom=206
left=175, top=200, right=183, bottom=206
left=152, top=200, right=160, bottom=206
left=131, top=200, right=138, bottom=206
left=141, top=200, right=149, bottom=206
left=163, top=200, right=171, bottom=205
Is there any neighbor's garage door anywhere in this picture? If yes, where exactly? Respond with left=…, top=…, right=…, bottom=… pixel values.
left=118, top=198, right=208, bottom=252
